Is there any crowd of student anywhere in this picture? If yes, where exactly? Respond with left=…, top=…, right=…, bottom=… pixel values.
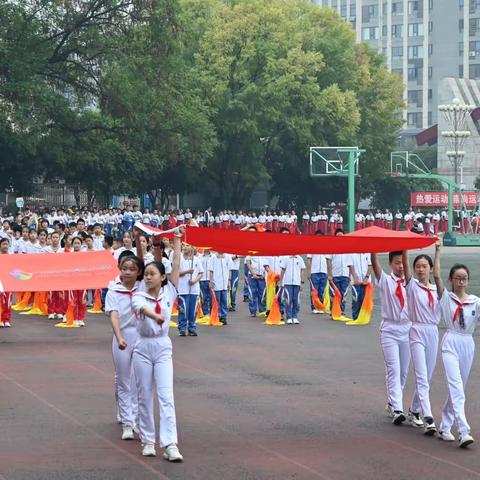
left=1, top=206, right=480, bottom=458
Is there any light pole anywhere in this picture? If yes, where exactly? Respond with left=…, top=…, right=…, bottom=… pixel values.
left=438, top=98, right=473, bottom=186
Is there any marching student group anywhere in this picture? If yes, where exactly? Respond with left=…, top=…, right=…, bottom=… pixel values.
left=0, top=205, right=479, bottom=461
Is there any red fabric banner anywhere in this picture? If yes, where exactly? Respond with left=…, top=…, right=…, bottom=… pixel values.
left=135, top=223, right=436, bottom=256
left=410, top=191, right=479, bottom=207
left=0, top=251, right=118, bottom=293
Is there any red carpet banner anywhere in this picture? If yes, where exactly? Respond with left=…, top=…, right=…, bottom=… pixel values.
left=0, top=251, right=118, bottom=293
left=135, top=223, right=436, bottom=256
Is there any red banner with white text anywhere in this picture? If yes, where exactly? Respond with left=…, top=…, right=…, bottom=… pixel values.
left=410, top=191, right=479, bottom=207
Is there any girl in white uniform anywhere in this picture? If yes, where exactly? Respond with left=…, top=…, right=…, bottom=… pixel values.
left=433, top=242, right=480, bottom=448
left=105, top=255, right=143, bottom=441
left=131, top=226, right=184, bottom=460
left=402, top=251, right=440, bottom=434
left=371, top=251, right=411, bottom=426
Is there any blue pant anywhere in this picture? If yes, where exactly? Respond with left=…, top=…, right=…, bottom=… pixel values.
left=215, top=290, right=228, bottom=320
left=351, top=284, right=366, bottom=320
left=106, top=224, right=114, bottom=236
left=283, top=284, right=300, bottom=320
left=331, top=276, right=350, bottom=315
left=178, top=294, right=199, bottom=332
left=310, top=272, right=328, bottom=310
left=230, top=270, right=239, bottom=309
left=243, top=264, right=249, bottom=297
left=123, top=220, right=133, bottom=232
left=199, top=281, right=211, bottom=316
left=247, top=275, right=266, bottom=315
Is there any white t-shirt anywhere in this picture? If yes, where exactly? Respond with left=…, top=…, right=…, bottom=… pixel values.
left=246, top=256, right=267, bottom=276
left=326, top=254, right=350, bottom=278
left=265, top=256, right=282, bottom=275
left=406, top=279, right=440, bottom=325
left=347, top=253, right=371, bottom=280
left=131, top=282, right=177, bottom=338
left=279, top=255, right=306, bottom=286
left=105, top=280, right=141, bottom=330
left=439, top=291, right=480, bottom=335
left=209, top=255, right=233, bottom=291
left=307, top=254, right=327, bottom=274
left=178, top=255, right=204, bottom=295
left=375, top=271, right=410, bottom=325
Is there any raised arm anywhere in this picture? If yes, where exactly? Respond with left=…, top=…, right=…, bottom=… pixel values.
left=370, top=253, right=382, bottom=282
left=433, top=240, right=444, bottom=298
left=169, top=226, right=184, bottom=288
left=402, top=250, right=412, bottom=284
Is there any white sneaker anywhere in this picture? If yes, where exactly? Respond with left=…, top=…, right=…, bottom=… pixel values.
left=142, top=444, right=156, bottom=456
left=133, top=424, right=140, bottom=435
left=4, top=322, right=11, bottom=328
left=312, top=309, right=320, bottom=314
left=78, top=320, right=85, bottom=327
left=0, top=322, right=4, bottom=328
left=407, top=410, right=424, bottom=428
left=163, top=444, right=183, bottom=462
left=292, top=318, right=300, bottom=324
left=73, top=320, right=80, bottom=326
left=385, top=404, right=394, bottom=418
left=48, top=314, right=55, bottom=319
left=55, top=313, right=63, bottom=319
left=392, top=411, right=406, bottom=425
left=423, top=418, right=437, bottom=436
left=122, top=425, right=134, bottom=440
left=438, top=431, right=455, bottom=442
left=459, top=432, right=475, bottom=448
left=286, top=318, right=293, bottom=324
left=62, top=315, right=67, bottom=323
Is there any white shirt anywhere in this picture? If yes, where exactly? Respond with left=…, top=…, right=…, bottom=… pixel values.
left=200, top=254, right=212, bottom=281
left=406, top=279, right=440, bottom=325
left=178, top=255, right=204, bottom=295
left=375, top=271, right=410, bottom=324
left=246, top=256, right=267, bottom=276
left=439, top=291, right=480, bottom=335
left=229, top=254, right=240, bottom=271
left=265, top=256, right=282, bottom=275
left=307, top=254, right=327, bottom=274
left=45, top=245, right=64, bottom=253
left=326, top=254, right=350, bottom=278
left=347, top=253, right=371, bottom=280
left=132, top=282, right=177, bottom=338
left=105, top=280, right=140, bottom=330
left=113, top=246, right=137, bottom=261
left=279, top=255, right=305, bottom=286
left=209, top=255, right=233, bottom=291
left=92, top=234, right=104, bottom=251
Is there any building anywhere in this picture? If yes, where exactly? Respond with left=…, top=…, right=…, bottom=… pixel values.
left=312, top=1, right=480, bottom=143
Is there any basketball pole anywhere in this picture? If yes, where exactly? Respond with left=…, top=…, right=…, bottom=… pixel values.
left=347, top=149, right=355, bottom=233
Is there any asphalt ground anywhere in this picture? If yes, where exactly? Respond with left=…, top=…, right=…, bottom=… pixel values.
left=1, top=247, right=480, bottom=480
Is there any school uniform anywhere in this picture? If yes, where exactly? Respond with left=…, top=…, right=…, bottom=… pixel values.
left=326, top=254, right=350, bottom=315
left=394, top=212, right=403, bottom=230
left=246, top=256, right=267, bottom=315
left=105, top=281, right=140, bottom=428
left=438, top=292, right=480, bottom=436
left=280, top=255, right=305, bottom=321
left=307, top=254, right=328, bottom=311
left=347, top=253, right=372, bottom=319
left=229, top=255, right=240, bottom=310
left=376, top=271, right=411, bottom=413
left=209, top=254, right=233, bottom=322
left=177, top=255, right=203, bottom=333
left=199, top=254, right=212, bottom=315
left=45, top=246, right=67, bottom=316
left=406, top=279, right=440, bottom=419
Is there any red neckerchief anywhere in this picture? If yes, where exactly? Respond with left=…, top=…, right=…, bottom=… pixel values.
left=418, top=283, right=435, bottom=309
left=452, top=297, right=465, bottom=328
left=392, top=274, right=405, bottom=309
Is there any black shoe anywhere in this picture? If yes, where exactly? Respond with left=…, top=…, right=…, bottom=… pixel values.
left=179, top=331, right=187, bottom=337
left=243, top=296, right=249, bottom=302
left=188, top=330, right=198, bottom=336
left=392, top=411, right=406, bottom=425
left=229, top=307, right=236, bottom=312
left=220, top=318, right=228, bottom=325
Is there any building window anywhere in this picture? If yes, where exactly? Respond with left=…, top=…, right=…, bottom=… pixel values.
left=392, top=24, right=403, bottom=38
left=470, top=63, right=480, bottom=79
left=408, top=45, right=423, bottom=59
left=392, top=68, right=403, bottom=78
left=460, top=41, right=464, bottom=56
left=392, top=46, right=404, bottom=60
left=428, top=21, right=433, bottom=33
left=408, top=90, right=423, bottom=107
left=470, top=0, right=480, bottom=13
left=392, top=2, right=403, bottom=14
left=429, top=44, right=433, bottom=56
left=469, top=40, right=480, bottom=56
left=408, top=23, right=424, bottom=37
left=407, top=112, right=422, bottom=128
left=428, top=89, right=433, bottom=99
left=429, top=0, right=433, bottom=9
left=459, top=19, right=464, bottom=32
left=459, top=64, right=464, bottom=77
left=408, top=1, right=419, bottom=15
left=460, top=0, right=464, bottom=9
left=362, top=4, right=378, bottom=21
left=362, top=26, right=379, bottom=40
left=408, top=67, right=418, bottom=80
left=470, top=18, right=480, bottom=36
left=428, top=66, right=433, bottom=78
left=383, top=25, right=388, bottom=36
left=428, top=112, right=432, bottom=125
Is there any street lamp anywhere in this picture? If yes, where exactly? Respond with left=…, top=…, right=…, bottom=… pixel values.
left=439, top=98, right=474, bottom=186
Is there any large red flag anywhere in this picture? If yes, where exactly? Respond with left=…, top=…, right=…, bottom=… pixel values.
left=135, top=223, right=435, bottom=255
left=0, top=251, right=118, bottom=293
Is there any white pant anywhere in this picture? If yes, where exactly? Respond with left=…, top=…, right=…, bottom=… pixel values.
left=112, top=326, right=138, bottom=427
left=380, top=322, right=411, bottom=412
left=439, top=331, right=475, bottom=435
left=409, top=324, right=438, bottom=418
left=133, top=336, right=178, bottom=447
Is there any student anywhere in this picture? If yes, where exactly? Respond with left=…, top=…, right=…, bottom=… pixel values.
left=229, top=255, right=241, bottom=312
left=92, top=223, right=104, bottom=250
left=131, top=226, right=184, bottom=460
left=433, top=242, right=479, bottom=448
left=0, top=238, right=13, bottom=327
left=371, top=251, right=411, bottom=425
left=306, top=231, right=328, bottom=314
left=69, top=237, right=87, bottom=327
left=199, top=249, right=212, bottom=316
left=347, top=253, right=373, bottom=320
left=45, top=232, right=66, bottom=320
left=105, top=255, right=143, bottom=441
left=245, top=255, right=267, bottom=317
left=209, top=252, right=233, bottom=325
left=177, top=245, right=203, bottom=336
left=326, top=230, right=350, bottom=317
left=402, top=251, right=439, bottom=434
left=279, top=254, right=306, bottom=324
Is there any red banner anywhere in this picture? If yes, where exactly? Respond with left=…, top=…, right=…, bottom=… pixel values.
left=410, top=191, right=479, bottom=207
left=135, top=223, right=436, bottom=256
left=0, top=251, right=118, bottom=293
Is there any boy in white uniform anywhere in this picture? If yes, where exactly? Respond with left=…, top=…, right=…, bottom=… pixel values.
left=209, top=252, right=233, bottom=324
left=371, top=251, right=411, bottom=425
left=279, top=255, right=306, bottom=324
left=229, top=254, right=241, bottom=311
left=199, top=250, right=212, bottom=316
left=326, top=231, right=350, bottom=316
left=347, top=253, right=372, bottom=320
left=246, top=255, right=267, bottom=317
